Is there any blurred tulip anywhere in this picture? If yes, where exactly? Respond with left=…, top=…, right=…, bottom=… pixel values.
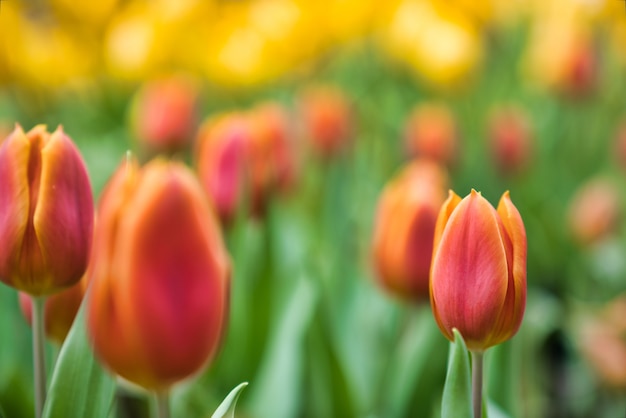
left=248, top=102, right=297, bottom=196
left=372, top=160, right=448, bottom=301
left=430, top=190, right=527, bottom=351
left=488, top=105, right=534, bottom=175
left=298, top=85, right=354, bottom=158
left=196, top=107, right=295, bottom=223
left=129, top=74, right=200, bottom=155
left=404, top=103, right=458, bottom=166
left=196, top=113, right=251, bottom=223
left=19, top=274, right=88, bottom=345
left=0, top=125, right=94, bottom=296
left=523, top=20, right=597, bottom=97
left=578, top=296, right=626, bottom=390
left=567, top=177, right=620, bottom=246
left=88, top=156, right=230, bottom=391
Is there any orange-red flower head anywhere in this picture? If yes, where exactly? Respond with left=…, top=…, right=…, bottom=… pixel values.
left=87, top=156, right=230, bottom=391
left=404, top=103, right=458, bottom=167
left=0, top=125, right=94, bottom=296
left=372, top=160, right=448, bottom=302
left=430, top=190, right=526, bottom=351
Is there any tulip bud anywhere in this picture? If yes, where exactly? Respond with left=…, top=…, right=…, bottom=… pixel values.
left=297, top=85, right=354, bottom=158
left=430, top=190, right=527, bottom=351
left=87, top=156, right=230, bottom=391
left=404, top=103, right=458, bottom=167
left=129, top=74, right=200, bottom=155
left=0, top=125, right=94, bottom=296
left=372, top=160, right=448, bottom=301
left=487, top=106, right=533, bottom=175
left=195, top=113, right=253, bottom=223
left=567, top=178, right=620, bottom=246
left=247, top=102, right=297, bottom=198
left=19, top=274, right=88, bottom=344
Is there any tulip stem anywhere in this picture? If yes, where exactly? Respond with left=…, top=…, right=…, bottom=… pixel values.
left=154, top=391, right=170, bottom=418
left=32, top=296, right=47, bottom=418
left=471, top=351, right=484, bottom=418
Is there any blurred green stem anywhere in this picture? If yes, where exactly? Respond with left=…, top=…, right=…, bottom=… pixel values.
left=155, top=391, right=170, bottom=418
left=471, top=351, right=484, bottom=418
left=32, top=296, right=47, bottom=418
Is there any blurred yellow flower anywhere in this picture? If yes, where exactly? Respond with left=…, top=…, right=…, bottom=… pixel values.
left=380, top=0, right=483, bottom=90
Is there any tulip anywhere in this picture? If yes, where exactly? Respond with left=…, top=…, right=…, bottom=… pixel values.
left=247, top=102, right=297, bottom=198
left=19, top=274, right=88, bottom=345
left=430, top=190, right=526, bottom=351
left=196, top=107, right=296, bottom=223
left=195, top=112, right=253, bottom=223
left=430, top=189, right=526, bottom=418
left=87, top=156, right=230, bottom=393
left=297, top=85, right=354, bottom=159
left=0, top=125, right=94, bottom=296
left=372, top=160, right=448, bottom=301
left=567, top=178, right=620, bottom=246
left=487, top=106, right=533, bottom=175
left=404, top=103, right=458, bottom=167
left=129, top=74, right=200, bottom=155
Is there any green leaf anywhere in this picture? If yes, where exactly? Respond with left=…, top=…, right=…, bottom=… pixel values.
left=441, top=329, right=472, bottom=418
left=42, top=300, right=116, bottom=418
left=211, top=382, right=248, bottom=418
left=246, top=275, right=318, bottom=418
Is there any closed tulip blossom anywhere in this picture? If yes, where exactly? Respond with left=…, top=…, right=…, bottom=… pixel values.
left=0, top=124, right=94, bottom=295
left=372, top=160, right=448, bottom=301
left=430, top=189, right=526, bottom=417
left=87, top=156, right=230, bottom=396
left=430, top=189, right=526, bottom=351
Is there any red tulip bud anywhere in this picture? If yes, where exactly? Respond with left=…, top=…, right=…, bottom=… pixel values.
left=372, top=159, right=448, bottom=301
left=488, top=106, right=533, bottom=175
left=298, top=85, right=354, bottom=158
left=87, top=156, right=230, bottom=391
left=0, top=125, right=94, bottom=296
left=567, top=178, right=620, bottom=246
left=430, top=190, right=527, bottom=351
left=129, top=74, right=200, bottom=154
left=404, top=104, right=458, bottom=167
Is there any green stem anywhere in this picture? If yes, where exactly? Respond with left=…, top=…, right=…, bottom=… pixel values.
left=154, top=391, right=170, bottom=418
left=32, top=296, right=47, bottom=418
left=471, top=351, right=484, bottom=418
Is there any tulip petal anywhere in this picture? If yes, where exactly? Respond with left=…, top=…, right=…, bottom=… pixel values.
left=493, top=191, right=527, bottom=342
left=431, top=191, right=509, bottom=350
left=116, top=161, right=229, bottom=390
left=0, top=126, right=44, bottom=291
left=34, top=127, right=94, bottom=294
left=432, top=190, right=462, bottom=256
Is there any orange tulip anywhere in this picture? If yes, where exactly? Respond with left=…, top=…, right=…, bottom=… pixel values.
left=129, top=74, right=200, bottom=154
left=19, top=274, right=88, bottom=344
left=372, top=160, right=448, bottom=301
left=196, top=106, right=296, bottom=223
left=430, top=190, right=526, bottom=351
left=297, top=85, right=354, bottom=158
left=404, top=103, right=458, bottom=167
left=487, top=106, right=533, bottom=175
left=87, top=156, right=230, bottom=391
left=0, top=125, right=94, bottom=296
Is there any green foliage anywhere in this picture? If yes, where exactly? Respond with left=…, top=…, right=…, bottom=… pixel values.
left=42, top=301, right=116, bottom=418
left=441, top=329, right=472, bottom=418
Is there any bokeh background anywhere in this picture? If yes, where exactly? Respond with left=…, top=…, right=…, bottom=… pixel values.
left=1, top=0, right=626, bottom=417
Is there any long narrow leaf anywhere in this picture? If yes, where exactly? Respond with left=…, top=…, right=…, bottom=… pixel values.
left=441, top=329, right=472, bottom=418
left=42, top=300, right=116, bottom=418
left=211, top=382, right=248, bottom=418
